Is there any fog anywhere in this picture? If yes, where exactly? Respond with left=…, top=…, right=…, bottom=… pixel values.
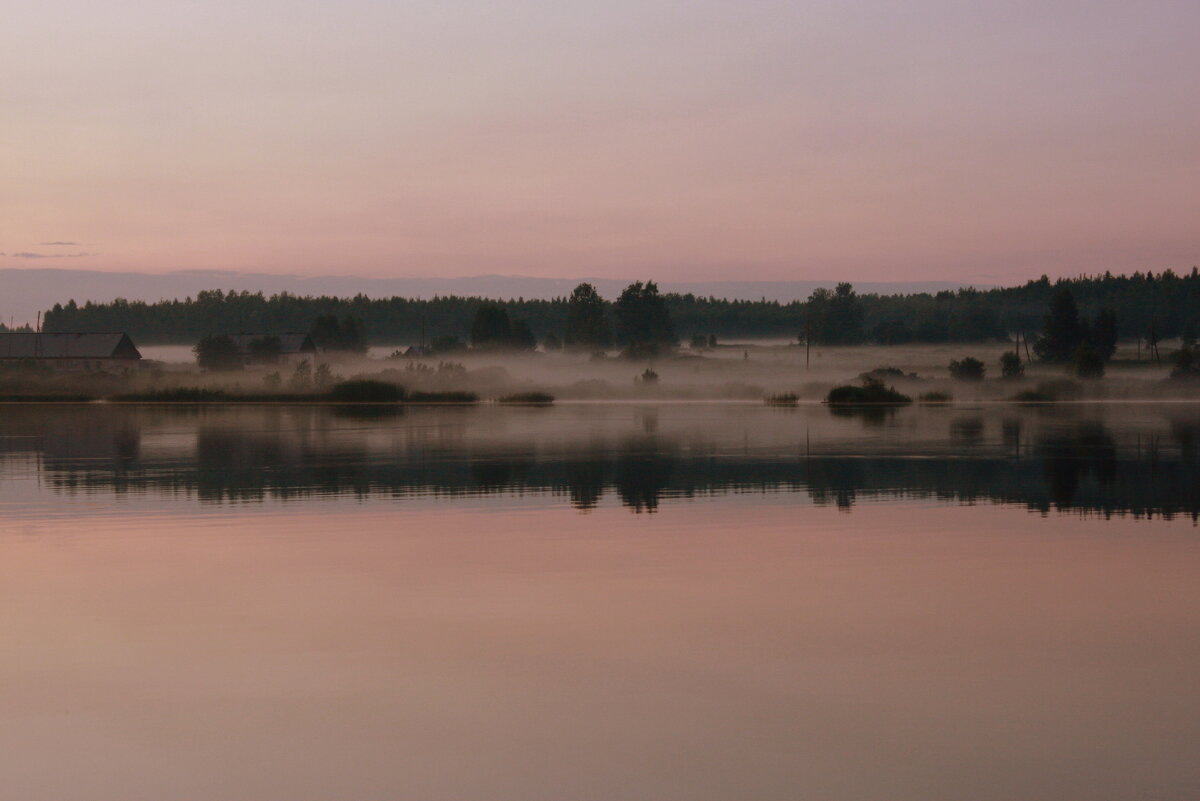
left=128, top=340, right=1186, bottom=403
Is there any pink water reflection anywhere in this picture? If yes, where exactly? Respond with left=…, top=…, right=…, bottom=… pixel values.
left=3, top=500, right=1199, bottom=800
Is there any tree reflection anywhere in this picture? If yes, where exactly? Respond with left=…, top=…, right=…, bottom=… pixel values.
left=2, top=405, right=1196, bottom=519
left=1037, top=423, right=1118, bottom=510
left=565, top=455, right=606, bottom=511
left=614, top=444, right=675, bottom=513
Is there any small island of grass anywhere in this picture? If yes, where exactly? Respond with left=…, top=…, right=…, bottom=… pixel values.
left=918, top=391, right=953, bottom=405
left=327, top=379, right=404, bottom=403
left=826, top=376, right=912, bottom=406
left=407, top=390, right=479, bottom=404
left=497, top=392, right=555, bottom=404
left=1010, top=389, right=1056, bottom=404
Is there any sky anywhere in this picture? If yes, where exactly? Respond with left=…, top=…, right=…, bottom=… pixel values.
left=3, top=0, right=1198, bottom=285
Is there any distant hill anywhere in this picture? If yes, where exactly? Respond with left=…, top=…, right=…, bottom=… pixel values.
left=0, top=268, right=978, bottom=326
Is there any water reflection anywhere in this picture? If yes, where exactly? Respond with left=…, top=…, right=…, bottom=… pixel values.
left=0, top=403, right=1197, bottom=519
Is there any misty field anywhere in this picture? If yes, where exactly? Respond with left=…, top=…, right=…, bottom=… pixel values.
left=76, top=340, right=1179, bottom=405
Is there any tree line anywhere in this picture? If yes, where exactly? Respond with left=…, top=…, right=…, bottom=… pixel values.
left=40, top=269, right=1200, bottom=346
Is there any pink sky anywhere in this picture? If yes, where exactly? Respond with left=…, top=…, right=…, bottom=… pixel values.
left=3, top=0, right=1198, bottom=284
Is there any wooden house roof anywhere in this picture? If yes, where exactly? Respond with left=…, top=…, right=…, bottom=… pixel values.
left=0, top=332, right=142, bottom=360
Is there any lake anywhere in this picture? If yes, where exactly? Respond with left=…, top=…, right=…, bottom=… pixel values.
left=2, top=402, right=1198, bottom=800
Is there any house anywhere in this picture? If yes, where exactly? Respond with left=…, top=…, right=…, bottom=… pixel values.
left=227, top=333, right=317, bottom=366
left=0, top=332, right=142, bottom=371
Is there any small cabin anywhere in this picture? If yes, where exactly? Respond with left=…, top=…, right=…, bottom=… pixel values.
left=0, top=332, right=143, bottom=371
left=227, top=333, right=318, bottom=366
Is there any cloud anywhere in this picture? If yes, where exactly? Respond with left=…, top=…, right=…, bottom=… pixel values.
left=9, top=251, right=94, bottom=259
left=39, top=241, right=80, bottom=246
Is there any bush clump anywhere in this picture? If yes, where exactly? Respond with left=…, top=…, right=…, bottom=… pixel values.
left=948, top=357, right=986, bottom=381
left=115, top=387, right=230, bottom=402
left=860, top=366, right=917, bottom=381
left=327, top=380, right=404, bottom=403
left=408, top=390, right=479, bottom=403
left=999, top=351, right=1024, bottom=379
left=1010, top=380, right=1082, bottom=403
left=764, top=392, right=799, bottom=406
left=826, top=376, right=911, bottom=405
left=1073, top=343, right=1105, bottom=379
left=919, top=391, right=952, bottom=404
left=497, top=392, right=555, bottom=404
left=1169, top=346, right=1200, bottom=380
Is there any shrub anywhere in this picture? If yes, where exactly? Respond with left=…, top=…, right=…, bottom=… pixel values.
left=639, top=368, right=659, bottom=384
left=497, top=392, right=555, bottom=404
left=1073, top=344, right=1105, bottom=379
left=826, top=376, right=911, bottom=405
left=407, top=390, right=479, bottom=403
left=327, top=380, right=404, bottom=403
left=764, top=392, right=799, bottom=406
left=289, top=360, right=312, bottom=390
left=114, top=387, right=230, bottom=402
left=919, top=391, right=952, bottom=404
left=314, top=363, right=334, bottom=389
left=1011, top=389, right=1055, bottom=403
left=860, top=366, right=909, bottom=380
left=999, top=351, right=1024, bottom=379
left=948, top=357, right=985, bottom=381
left=1169, top=345, right=1200, bottom=380
left=1010, top=380, right=1082, bottom=403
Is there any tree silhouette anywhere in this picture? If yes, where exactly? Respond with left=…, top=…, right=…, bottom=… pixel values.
left=310, top=314, right=367, bottom=352
left=1034, top=288, right=1084, bottom=362
left=564, top=282, right=610, bottom=348
left=1000, top=351, right=1024, bottom=379
left=470, top=304, right=512, bottom=348
left=509, top=319, right=536, bottom=351
left=804, top=283, right=864, bottom=344
left=470, top=304, right=536, bottom=350
left=948, top=356, right=986, bottom=381
left=39, top=269, right=1200, bottom=346
left=614, top=281, right=675, bottom=356
left=246, top=335, right=282, bottom=364
left=1074, top=343, right=1105, bottom=378
left=193, top=335, right=243, bottom=371
left=1089, top=308, right=1119, bottom=361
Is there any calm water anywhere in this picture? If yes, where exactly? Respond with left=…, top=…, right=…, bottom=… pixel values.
left=2, top=402, right=1199, bottom=800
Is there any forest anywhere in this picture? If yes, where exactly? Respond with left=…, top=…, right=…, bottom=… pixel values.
left=39, top=269, right=1200, bottom=346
